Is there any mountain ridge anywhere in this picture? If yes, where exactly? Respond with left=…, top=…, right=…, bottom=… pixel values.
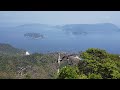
left=0, top=43, right=26, bottom=56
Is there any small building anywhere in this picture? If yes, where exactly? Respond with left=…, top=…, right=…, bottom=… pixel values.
left=74, top=55, right=81, bottom=60
left=25, top=51, right=30, bottom=55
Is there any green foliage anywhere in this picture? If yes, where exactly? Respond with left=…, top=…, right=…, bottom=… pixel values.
left=111, top=70, right=120, bottom=79
left=58, top=48, right=120, bottom=79
left=58, top=66, right=79, bottom=79
left=25, top=74, right=32, bottom=79
left=88, top=73, right=102, bottom=79
left=80, top=48, right=109, bottom=60
left=78, top=74, right=88, bottom=79
left=0, top=52, right=59, bottom=79
left=1, top=44, right=120, bottom=79
left=78, top=48, right=120, bottom=79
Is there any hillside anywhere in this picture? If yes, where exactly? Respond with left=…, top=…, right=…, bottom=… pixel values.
left=0, top=43, right=79, bottom=79
left=0, top=52, right=78, bottom=79
left=0, top=43, right=26, bottom=56
left=0, top=43, right=120, bottom=79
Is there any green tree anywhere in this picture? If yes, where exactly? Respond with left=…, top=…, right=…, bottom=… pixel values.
left=87, top=73, right=102, bottom=79
left=78, top=48, right=120, bottom=79
left=80, top=48, right=109, bottom=60
left=57, top=66, right=79, bottom=79
left=79, top=73, right=88, bottom=79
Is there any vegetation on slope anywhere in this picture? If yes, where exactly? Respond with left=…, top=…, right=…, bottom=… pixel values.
left=58, top=48, right=120, bottom=79
left=1, top=43, right=120, bottom=79
left=0, top=53, right=59, bottom=79
left=0, top=43, right=25, bottom=56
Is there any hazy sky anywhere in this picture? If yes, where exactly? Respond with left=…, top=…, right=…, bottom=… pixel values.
left=0, top=11, right=120, bottom=27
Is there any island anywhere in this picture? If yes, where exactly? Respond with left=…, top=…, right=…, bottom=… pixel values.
left=72, top=32, right=87, bottom=35
left=24, top=33, right=44, bottom=39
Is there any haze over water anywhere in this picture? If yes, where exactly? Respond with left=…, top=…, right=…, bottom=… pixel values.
left=0, top=11, right=120, bottom=54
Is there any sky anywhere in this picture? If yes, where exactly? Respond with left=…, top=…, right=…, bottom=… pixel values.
left=0, top=11, right=120, bottom=27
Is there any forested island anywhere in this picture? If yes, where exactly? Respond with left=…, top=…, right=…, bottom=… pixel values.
left=24, top=33, right=44, bottom=39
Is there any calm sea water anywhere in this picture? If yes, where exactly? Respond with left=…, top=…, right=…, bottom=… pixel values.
left=0, top=27, right=120, bottom=54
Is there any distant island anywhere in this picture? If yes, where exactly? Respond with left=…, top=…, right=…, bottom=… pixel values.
left=24, top=33, right=44, bottom=39
left=72, top=32, right=88, bottom=35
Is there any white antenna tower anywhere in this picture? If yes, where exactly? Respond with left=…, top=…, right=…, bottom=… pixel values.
left=57, top=53, right=62, bottom=74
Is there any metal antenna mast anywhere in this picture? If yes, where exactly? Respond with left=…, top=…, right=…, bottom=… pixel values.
left=57, top=53, right=62, bottom=74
